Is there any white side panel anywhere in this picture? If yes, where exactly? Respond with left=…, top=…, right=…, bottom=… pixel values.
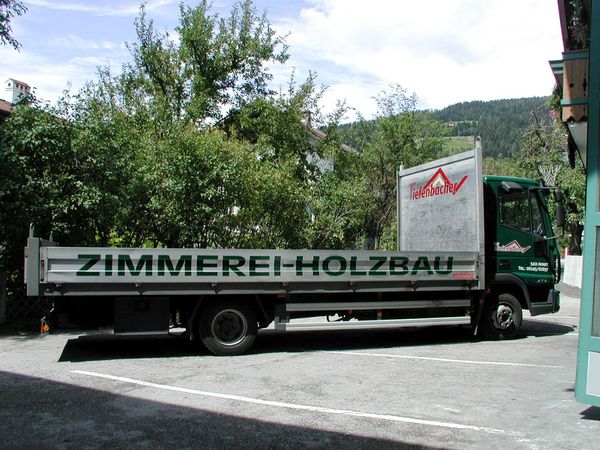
left=587, top=351, right=600, bottom=397
left=397, top=145, right=485, bottom=282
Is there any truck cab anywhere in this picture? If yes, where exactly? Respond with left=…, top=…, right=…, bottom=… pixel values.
left=482, top=176, right=562, bottom=336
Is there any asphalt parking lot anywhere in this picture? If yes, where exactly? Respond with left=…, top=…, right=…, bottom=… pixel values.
left=1, top=285, right=599, bottom=449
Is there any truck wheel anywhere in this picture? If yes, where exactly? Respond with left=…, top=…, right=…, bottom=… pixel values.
left=479, top=293, right=522, bottom=340
left=200, top=300, right=257, bottom=356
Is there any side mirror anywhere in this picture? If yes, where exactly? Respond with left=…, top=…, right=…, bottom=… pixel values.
left=556, top=204, right=566, bottom=229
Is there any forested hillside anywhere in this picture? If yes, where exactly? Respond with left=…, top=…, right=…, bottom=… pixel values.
left=339, top=97, right=552, bottom=158
left=431, top=97, right=551, bottom=157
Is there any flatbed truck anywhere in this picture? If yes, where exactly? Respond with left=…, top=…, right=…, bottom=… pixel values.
left=24, top=143, right=564, bottom=355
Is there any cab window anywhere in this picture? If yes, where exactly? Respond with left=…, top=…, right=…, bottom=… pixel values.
left=499, top=191, right=531, bottom=232
left=531, top=192, right=546, bottom=236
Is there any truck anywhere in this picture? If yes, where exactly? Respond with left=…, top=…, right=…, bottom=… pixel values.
left=24, top=142, right=565, bottom=355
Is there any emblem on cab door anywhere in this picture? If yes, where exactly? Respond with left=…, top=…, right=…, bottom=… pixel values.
left=495, top=240, right=531, bottom=253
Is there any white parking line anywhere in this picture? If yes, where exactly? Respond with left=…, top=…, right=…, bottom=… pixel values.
left=329, top=351, right=563, bottom=368
left=72, top=370, right=507, bottom=435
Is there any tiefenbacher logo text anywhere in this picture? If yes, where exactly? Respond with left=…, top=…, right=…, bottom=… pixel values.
left=409, top=168, right=468, bottom=200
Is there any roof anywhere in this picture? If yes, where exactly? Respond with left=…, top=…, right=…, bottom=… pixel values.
left=6, top=78, right=30, bottom=88
left=0, top=99, right=13, bottom=116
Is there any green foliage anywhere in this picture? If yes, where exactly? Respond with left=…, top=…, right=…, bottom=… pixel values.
left=228, top=72, right=328, bottom=181
left=306, top=172, right=372, bottom=249
left=0, top=0, right=480, bottom=316
left=337, top=85, right=445, bottom=249
left=442, top=136, right=476, bottom=155
left=144, top=127, right=310, bottom=249
left=483, top=112, right=586, bottom=254
left=127, top=0, right=288, bottom=125
left=432, top=97, right=550, bottom=158
left=0, top=0, right=27, bottom=50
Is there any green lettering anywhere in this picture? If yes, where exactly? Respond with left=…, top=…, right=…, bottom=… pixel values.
left=158, top=255, right=192, bottom=276
left=249, top=256, right=269, bottom=276
left=434, top=256, right=453, bottom=275
left=350, top=256, right=367, bottom=276
left=77, top=254, right=101, bottom=276
left=389, top=256, right=409, bottom=275
left=223, top=256, right=246, bottom=277
left=118, top=255, right=153, bottom=276
left=323, top=256, right=347, bottom=276
left=296, top=256, right=320, bottom=276
left=197, top=255, right=218, bottom=276
left=411, top=256, right=433, bottom=275
left=274, top=256, right=282, bottom=276
left=369, top=256, right=387, bottom=276
left=104, top=254, right=113, bottom=276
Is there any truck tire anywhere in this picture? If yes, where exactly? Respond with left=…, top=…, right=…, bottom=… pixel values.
left=479, top=293, right=522, bottom=340
left=200, top=300, right=257, bottom=356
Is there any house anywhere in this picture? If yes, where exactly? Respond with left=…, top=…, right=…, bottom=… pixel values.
left=5, top=78, right=31, bottom=104
left=0, top=78, right=32, bottom=125
left=0, top=99, right=11, bottom=125
left=551, top=0, right=600, bottom=407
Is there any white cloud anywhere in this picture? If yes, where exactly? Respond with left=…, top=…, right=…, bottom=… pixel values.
left=25, top=0, right=177, bottom=16
left=272, top=0, right=563, bottom=118
left=51, top=34, right=124, bottom=51
left=0, top=46, right=121, bottom=103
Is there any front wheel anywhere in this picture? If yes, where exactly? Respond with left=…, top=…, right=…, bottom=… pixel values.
left=199, top=300, right=257, bottom=356
left=479, top=293, right=523, bottom=340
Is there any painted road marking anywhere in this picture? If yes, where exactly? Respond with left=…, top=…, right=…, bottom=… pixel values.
left=72, top=370, right=508, bottom=434
left=329, top=351, right=564, bottom=368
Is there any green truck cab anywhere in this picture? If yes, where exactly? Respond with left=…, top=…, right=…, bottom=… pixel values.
left=483, top=176, right=562, bottom=326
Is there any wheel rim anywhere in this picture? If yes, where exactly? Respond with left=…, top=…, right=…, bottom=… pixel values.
left=492, top=303, right=515, bottom=330
left=211, top=309, right=248, bottom=346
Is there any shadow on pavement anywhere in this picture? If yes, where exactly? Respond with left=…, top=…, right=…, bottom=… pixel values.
left=0, top=370, right=436, bottom=449
left=520, top=319, right=576, bottom=337
left=59, top=334, right=203, bottom=362
left=580, top=406, right=600, bottom=421
left=58, top=313, right=575, bottom=362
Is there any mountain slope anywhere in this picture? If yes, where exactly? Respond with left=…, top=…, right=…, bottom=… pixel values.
left=431, top=97, right=551, bottom=157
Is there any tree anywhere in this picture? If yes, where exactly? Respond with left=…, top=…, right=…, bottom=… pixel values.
left=126, top=0, right=288, bottom=126
left=520, top=113, right=586, bottom=255
left=0, top=0, right=27, bottom=50
left=485, top=106, right=587, bottom=255
left=355, top=85, right=445, bottom=249
left=228, top=71, right=333, bottom=181
left=0, top=95, right=136, bottom=309
left=306, top=172, right=372, bottom=249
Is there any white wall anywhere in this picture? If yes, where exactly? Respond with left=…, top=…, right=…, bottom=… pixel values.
left=563, top=255, right=583, bottom=288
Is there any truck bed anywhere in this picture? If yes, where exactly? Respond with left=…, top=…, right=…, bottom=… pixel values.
left=27, top=244, right=481, bottom=296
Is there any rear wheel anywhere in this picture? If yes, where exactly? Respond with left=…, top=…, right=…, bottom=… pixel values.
left=200, top=300, right=257, bottom=355
left=479, top=293, right=522, bottom=340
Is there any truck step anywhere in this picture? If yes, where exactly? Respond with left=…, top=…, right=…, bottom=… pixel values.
left=274, top=316, right=471, bottom=331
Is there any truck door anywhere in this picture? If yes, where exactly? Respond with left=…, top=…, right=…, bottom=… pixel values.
left=496, top=185, right=555, bottom=295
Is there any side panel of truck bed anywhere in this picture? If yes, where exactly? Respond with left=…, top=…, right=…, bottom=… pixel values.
left=35, top=248, right=481, bottom=296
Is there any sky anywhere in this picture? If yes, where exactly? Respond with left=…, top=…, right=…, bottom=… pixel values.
left=1, top=0, right=564, bottom=120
